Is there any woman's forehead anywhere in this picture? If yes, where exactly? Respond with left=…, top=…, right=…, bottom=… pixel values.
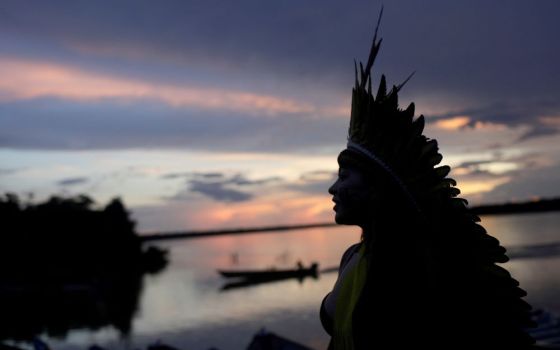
left=337, top=157, right=381, bottom=180
left=337, top=163, right=360, bottom=171
left=336, top=149, right=383, bottom=178
left=337, top=156, right=366, bottom=170
left=337, top=163, right=369, bottom=178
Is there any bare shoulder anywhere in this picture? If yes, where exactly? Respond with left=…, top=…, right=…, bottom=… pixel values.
left=339, top=242, right=362, bottom=273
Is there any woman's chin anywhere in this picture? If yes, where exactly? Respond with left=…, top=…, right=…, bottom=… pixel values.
left=334, top=213, right=354, bottom=225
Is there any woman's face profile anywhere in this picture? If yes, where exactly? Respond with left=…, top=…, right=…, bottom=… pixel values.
left=328, top=165, right=372, bottom=226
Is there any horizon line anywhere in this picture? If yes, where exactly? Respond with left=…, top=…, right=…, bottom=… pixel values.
left=139, top=197, right=560, bottom=241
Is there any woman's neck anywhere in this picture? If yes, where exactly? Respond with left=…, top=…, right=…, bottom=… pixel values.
left=360, top=224, right=375, bottom=244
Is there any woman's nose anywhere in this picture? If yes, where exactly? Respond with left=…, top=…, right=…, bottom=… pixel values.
left=328, top=179, right=338, bottom=195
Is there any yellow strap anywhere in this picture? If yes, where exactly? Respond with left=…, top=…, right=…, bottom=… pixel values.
left=333, top=244, right=367, bottom=350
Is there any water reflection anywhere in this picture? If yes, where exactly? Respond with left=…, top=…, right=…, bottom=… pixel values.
left=508, top=242, right=560, bottom=260
left=129, top=215, right=560, bottom=350
left=0, top=274, right=143, bottom=340
left=3, top=199, right=558, bottom=350
left=219, top=262, right=319, bottom=291
left=220, top=275, right=318, bottom=291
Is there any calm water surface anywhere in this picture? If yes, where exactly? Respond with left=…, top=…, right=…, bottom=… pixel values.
left=47, top=212, right=560, bottom=350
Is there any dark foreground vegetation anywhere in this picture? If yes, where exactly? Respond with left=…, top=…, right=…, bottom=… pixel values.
left=0, top=193, right=168, bottom=342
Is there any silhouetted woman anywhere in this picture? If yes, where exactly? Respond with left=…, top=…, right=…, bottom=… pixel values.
left=319, top=21, right=536, bottom=349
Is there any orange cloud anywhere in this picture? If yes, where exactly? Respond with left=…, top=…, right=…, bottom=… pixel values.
left=0, top=57, right=315, bottom=116
left=451, top=167, right=471, bottom=176
left=477, top=162, right=518, bottom=174
left=473, top=121, right=508, bottom=131
left=433, top=116, right=471, bottom=130
left=456, top=177, right=511, bottom=196
left=539, top=116, right=560, bottom=126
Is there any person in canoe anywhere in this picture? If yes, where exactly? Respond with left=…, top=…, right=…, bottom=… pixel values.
left=320, top=12, right=536, bottom=350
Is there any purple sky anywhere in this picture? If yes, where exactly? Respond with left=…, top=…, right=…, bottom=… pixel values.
left=1, top=0, right=559, bottom=232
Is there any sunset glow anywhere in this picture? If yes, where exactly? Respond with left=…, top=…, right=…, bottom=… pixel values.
left=457, top=177, right=512, bottom=196
left=1, top=1, right=559, bottom=232
left=0, top=58, right=315, bottom=116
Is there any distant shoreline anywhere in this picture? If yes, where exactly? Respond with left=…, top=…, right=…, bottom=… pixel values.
left=470, top=197, right=560, bottom=216
left=139, top=222, right=337, bottom=241
left=139, top=197, right=560, bottom=241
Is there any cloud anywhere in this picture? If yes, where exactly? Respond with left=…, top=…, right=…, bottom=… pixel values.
left=0, top=168, right=21, bottom=175
left=164, top=172, right=284, bottom=203
left=299, top=170, right=336, bottom=181
left=161, top=171, right=281, bottom=184
left=454, top=168, right=502, bottom=179
left=452, top=151, right=549, bottom=178
left=454, top=159, right=496, bottom=170
left=0, top=58, right=317, bottom=116
left=1, top=1, right=559, bottom=107
left=159, top=167, right=337, bottom=205
left=131, top=191, right=335, bottom=232
left=186, top=180, right=252, bottom=203
left=136, top=168, right=338, bottom=231
left=478, top=163, right=560, bottom=204
left=0, top=1, right=558, bottom=153
left=160, top=172, right=224, bottom=180
left=167, top=158, right=559, bottom=206
left=432, top=116, right=471, bottom=130
left=449, top=150, right=560, bottom=203
left=453, top=159, right=514, bottom=178
left=2, top=2, right=558, bottom=78
left=226, top=173, right=282, bottom=186
left=430, top=101, right=560, bottom=142
left=56, top=176, right=89, bottom=186
left=282, top=169, right=337, bottom=196
left=134, top=160, right=560, bottom=231
left=0, top=97, right=347, bottom=152
left=517, top=125, right=560, bottom=142
left=540, top=116, right=560, bottom=127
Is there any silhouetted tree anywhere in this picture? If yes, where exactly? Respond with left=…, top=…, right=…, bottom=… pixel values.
left=0, top=192, right=168, bottom=341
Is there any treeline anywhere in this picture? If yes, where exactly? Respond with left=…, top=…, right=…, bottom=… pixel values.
left=0, top=192, right=166, bottom=282
left=471, top=197, right=560, bottom=216
left=0, top=192, right=168, bottom=341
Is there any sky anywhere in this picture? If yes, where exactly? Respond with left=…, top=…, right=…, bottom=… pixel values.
left=1, top=0, right=559, bottom=233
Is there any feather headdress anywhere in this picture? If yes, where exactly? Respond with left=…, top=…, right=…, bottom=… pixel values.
left=341, top=9, right=454, bottom=212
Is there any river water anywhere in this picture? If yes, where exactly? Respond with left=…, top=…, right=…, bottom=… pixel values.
left=46, top=211, right=560, bottom=350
